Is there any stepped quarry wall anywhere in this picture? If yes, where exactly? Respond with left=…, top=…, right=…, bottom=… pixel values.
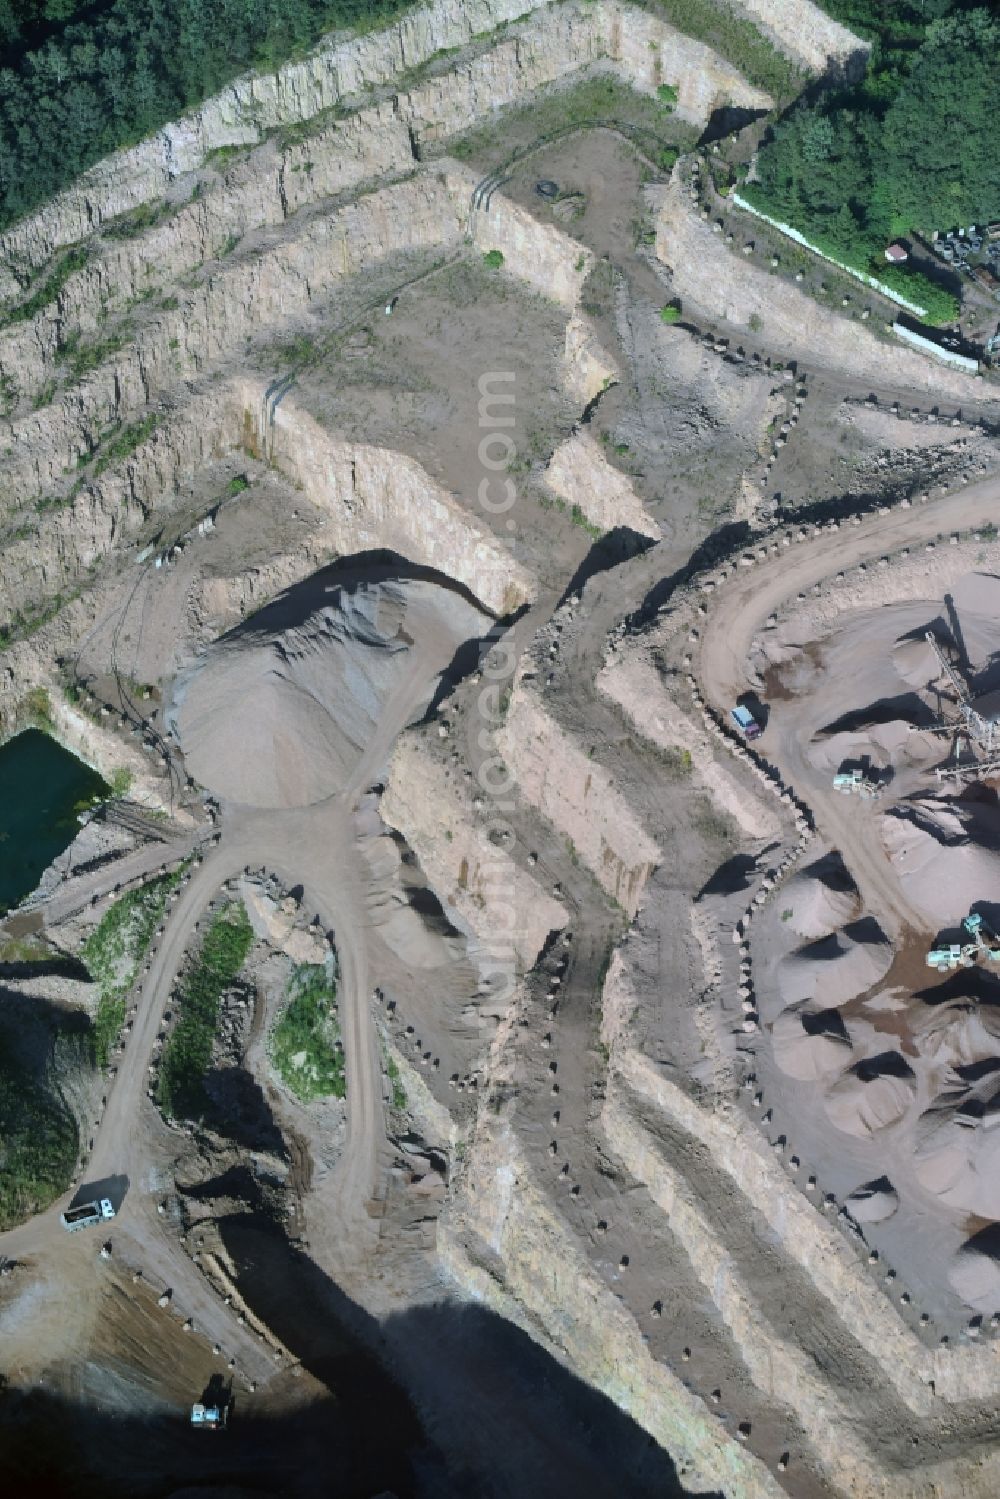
left=605, top=0, right=770, bottom=120
left=499, top=683, right=659, bottom=915
left=562, top=313, right=618, bottom=405
left=0, top=0, right=548, bottom=292
left=653, top=173, right=979, bottom=400
left=602, top=1081, right=882, bottom=1493
left=597, top=647, right=780, bottom=838
left=439, top=1113, right=785, bottom=1499
left=0, top=0, right=770, bottom=302
left=0, top=169, right=472, bottom=495
left=0, top=157, right=603, bottom=511
left=0, top=374, right=529, bottom=729
left=247, top=385, right=534, bottom=616
left=727, top=0, right=865, bottom=74
left=471, top=196, right=594, bottom=309
left=381, top=737, right=566, bottom=970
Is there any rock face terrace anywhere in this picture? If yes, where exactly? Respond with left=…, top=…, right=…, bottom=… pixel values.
left=4, top=2, right=1000, bottom=1497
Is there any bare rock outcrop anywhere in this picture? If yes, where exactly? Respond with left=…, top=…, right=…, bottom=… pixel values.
left=381, top=737, right=566, bottom=971
left=727, top=0, right=866, bottom=74
left=500, top=682, right=659, bottom=915
left=561, top=314, right=618, bottom=407
left=544, top=431, right=659, bottom=538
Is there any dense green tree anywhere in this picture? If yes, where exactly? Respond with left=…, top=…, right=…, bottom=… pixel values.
left=753, top=4, right=1000, bottom=261
left=0, top=0, right=412, bottom=231
left=754, top=104, right=878, bottom=253
left=879, top=9, right=1000, bottom=230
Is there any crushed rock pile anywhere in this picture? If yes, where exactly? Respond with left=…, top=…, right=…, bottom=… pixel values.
left=772, top=1003, right=853, bottom=1082
left=844, top=1177, right=899, bottom=1224
left=915, top=1089, right=1000, bottom=1220
left=881, top=795, right=1000, bottom=926
left=950, top=1224, right=1000, bottom=1312
left=892, top=632, right=946, bottom=690
left=824, top=1051, right=915, bottom=1139
left=171, top=564, right=488, bottom=809
left=912, top=995, right=1000, bottom=1089
left=781, top=853, right=860, bottom=940
left=776, top=919, right=893, bottom=1011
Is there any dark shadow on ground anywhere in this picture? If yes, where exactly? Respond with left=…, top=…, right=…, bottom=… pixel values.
left=632, top=520, right=753, bottom=630
left=202, top=1064, right=288, bottom=1155
left=698, top=105, right=768, bottom=146
left=0, top=1211, right=721, bottom=1498
left=68, top=1173, right=129, bottom=1216
left=560, top=527, right=658, bottom=607
left=696, top=852, right=757, bottom=900
left=816, top=691, right=937, bottom=737
left=226, top=548, right=496, bottom=640
left=0, top=954, right=92, bottom=984
left=914, top=967, right=1000, bottom=1008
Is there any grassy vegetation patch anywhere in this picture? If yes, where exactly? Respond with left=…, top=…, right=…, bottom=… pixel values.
left=0, top=934, right=53, bottom=964
left=102, top=198, right=177, bottom=241
left=386, top=1050, right=406, bottom=1111
left=0, top=590, right=77, bottom=650
left=449, top=74, right=699, bottom=174
left=55, top=330, right=127, bottom=381
left=270, top=961, right=345, bottom=1102
left=1, top=247, right=90, bottom=331
left=157, top=902, right=254, bottom=1120
left=538, top=490, right=604, bottom=539
left=83, top=867, right=185, bottom=1067
left=637, top=0, right=804, bottom=102
left=91, top=414, right=160, bottom=476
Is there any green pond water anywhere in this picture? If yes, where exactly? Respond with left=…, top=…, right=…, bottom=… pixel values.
left=0, top=729, right=108, bottom=915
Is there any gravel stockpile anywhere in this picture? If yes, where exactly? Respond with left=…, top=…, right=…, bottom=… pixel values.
left=171, top=564, right=488, bottom=809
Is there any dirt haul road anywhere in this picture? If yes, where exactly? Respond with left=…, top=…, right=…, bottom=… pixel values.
left=34, top=831, right=200, bottom=930
left=0, top=621, right=455, bottom=1383
left=697, top=474, right=1000, bottom=936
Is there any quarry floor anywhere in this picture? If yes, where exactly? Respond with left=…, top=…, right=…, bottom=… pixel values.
left=5, top=18, right=1000, bottom=1497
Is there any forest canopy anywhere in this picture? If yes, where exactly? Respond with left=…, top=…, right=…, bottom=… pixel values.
left=750, top=7, right=1000, bottom=255
left=0, top=0, right=410, bottom=232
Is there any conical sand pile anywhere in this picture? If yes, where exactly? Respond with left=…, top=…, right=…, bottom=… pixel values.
left=777, top=921, right=893, bottom=1011
left=949, top=1224, right=1000, bottom=1312
left=844, top=1178, right=899, bottom=1224
left=892, top=632, right=946, bottom=689
left=881, top=797, right=1000, bottom=925
left=781, top=854, right=860, bottom=940
left=914, top=1092, right=1000, bottom=1218
left=172, top=565, right=488, bottom=809
left=825, top=1053, right=915, bottom=1138
left=772, top=1004, right=853, bottom=1081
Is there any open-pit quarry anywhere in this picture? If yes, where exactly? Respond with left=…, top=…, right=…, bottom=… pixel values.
left=4, top=1, right=1000, bottom=1496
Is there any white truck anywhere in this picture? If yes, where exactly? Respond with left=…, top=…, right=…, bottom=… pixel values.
left=61, top=1198, right=115, bottom=1232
